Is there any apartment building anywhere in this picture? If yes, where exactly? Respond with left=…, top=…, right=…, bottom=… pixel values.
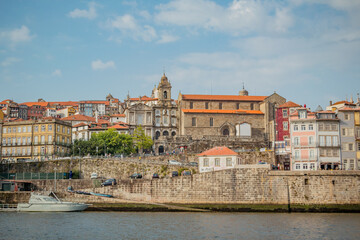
left=1, top=118, right=72, bottom=162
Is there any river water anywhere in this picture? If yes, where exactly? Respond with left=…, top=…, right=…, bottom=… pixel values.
left=0, top=212, right=359, bottom=240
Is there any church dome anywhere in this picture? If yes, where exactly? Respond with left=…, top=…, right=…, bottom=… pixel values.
left=239, top=88, right=248, bottom=96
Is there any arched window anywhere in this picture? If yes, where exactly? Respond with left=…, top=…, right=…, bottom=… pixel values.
left=163, top=131, right=169, bottom=136
left=222, top=128, right=229, bottom=136
left=155, top=131, right=160, bottom=140
left=171, top=131, right=176, bottom=136
left=164, top=91, right=167, bottom=99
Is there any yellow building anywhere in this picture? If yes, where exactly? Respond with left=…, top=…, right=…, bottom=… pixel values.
left=1, top=118, right=72, bottom=162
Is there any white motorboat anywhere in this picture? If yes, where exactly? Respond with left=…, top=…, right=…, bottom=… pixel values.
left=17, top=192, right=90, bottom=212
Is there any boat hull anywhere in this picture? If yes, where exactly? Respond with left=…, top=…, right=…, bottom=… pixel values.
left=17, top=203, right=89, bottom=212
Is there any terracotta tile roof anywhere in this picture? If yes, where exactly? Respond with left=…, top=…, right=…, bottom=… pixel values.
left=111, top=114, right=125, bottom=117
left=198, top=146, right=237, bottom=156
left=338, top=107, right=360, bottom=111
left=332, top=100, right=356, bottom=106
left=109, top=124, right=129, bottom=129
left=182, top=109, right=264, bottom=115
left=278, top=101, right=301, bottom=108
left=317, top=110, right=335, bottom=113
left=182, top=94, right=267, bottom=101
left=60, top=114, right=95, bottom=121
left=79, top=100, right=109, bottom=105
left=21, top=101, right=79, bottom=107
left=73, top=123, right=88, bottom=128
left=129, top=96, right=157, bottom=101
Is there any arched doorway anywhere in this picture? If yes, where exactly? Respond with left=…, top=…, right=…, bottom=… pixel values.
left=222, top=128, right=229, bottom=136
left=155, top=131, right=160, bottom=140
left=158, top=145, right=164, bottom=154
left=163, top=131, right=169, bottom=136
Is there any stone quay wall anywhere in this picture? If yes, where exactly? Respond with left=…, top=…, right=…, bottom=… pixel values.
left=60, top=167, right=359, bottom=205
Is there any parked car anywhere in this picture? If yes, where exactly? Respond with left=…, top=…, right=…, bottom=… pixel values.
left=152, top=173, right=159, bottom=179
left=169, top=160, right=182, bottom=166
left=171, top=171, right=179, bottom=177
left=101, top=178, right=117, bottom=186
left=188, top=162, right=198, bottom=167
left=182, top=170, right=191, bottom=176
left=90, top=173, right=98, bottom=179
left=130, top=173, right=142, bottom=179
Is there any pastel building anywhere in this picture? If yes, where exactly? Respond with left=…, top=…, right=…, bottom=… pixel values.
left=198, top=146, right=240, bottom=173
left=290, top=108, right=318, bottom=170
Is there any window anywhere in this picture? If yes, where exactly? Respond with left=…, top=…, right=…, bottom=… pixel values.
left=27, top=137, right=31, bottom=144
left=250, top=103, right=254, bottom=110
left=215, top=158, right=220, bottom=167
left=171, top=117, right=176, bottom=125
left=342, top=128, right=346, bottom=136
left=226, top=158, right=232, bottom=167
left=3, top=127, right=6, bottom=134
left=320, top=149, right=325, bottom=157
left=22, top=137, right=26, bottom=145
left=57, top=125, right=60, bottom=132
left=23, top=126, right=26, bottom=132
left=8, top=127, right=11, bottom=133
left=283, top=121, right=288, bottom=130
left=34, top=136, right=38, bottom=144
left=205, top=102, right=209, bottom=109
left=283, top=109, right=288, bottom=118
left=190, top=102, right=193, bottom=109
left=48, top=135, right=52, bottom=143
left=309, top=136, right=314, bottom=145
left=295, top=150, right=300, bottom=159
left=203, top=158, right=209, bottom=167
left=48, top=125, right=52, bottom=131
left=358, top=142, right=360, bottom=151
left=349, top=143, right=353, bottom=151
left=326, top=136, right=332, bottom=146
left=310, top=163, right=315, bottom=170
left=62, top=126, right=65, bottom=133
left=325, top=124, right=331, bottom=131
left=310, top=150, right=314, bottom=158
left=35, top=126, right=39, bottom=132
left=331, top=124, right=337, bottom=131
left=192, top=117, right=196, bottom=127
left=332, top=136, right=338, bottom=146
left=299, top=111, right=306, bottom=119
left=13, top=127, right=16, bottom=133
left=301, top=125, right=306, bottom=131
left=293, top=125, right=298, bottom=131
left=155, top=109, right=160, bottom=116
left=28, top=126, right=31, bottom=132
left=319, top=124, right=324, bottom=131
left=319, top=136, right=325, bottom=146
left=309, top=124, right=313, bottom=130
left=303, top=164, right=308, bottom=170
left=18, top=127, right=21, bottom=133
left=219, top=103, right=222, bottom=109
left=333, top=149, right=339, bottom=157
left=295, top=164, right=300, bottom=170
left=236, top=103, right=240, bottom=109
left=344, top=114, right=349, bottom=120
left=41, top=125, right=45, bottom=132
left=294, top=137, right=300, bottom=146
left=210, top=118, right=214, bottom=127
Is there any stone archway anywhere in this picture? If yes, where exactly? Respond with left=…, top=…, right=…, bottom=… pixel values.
left=158, top=145, right=164, bottom=154
left=163, top=131, right=169, bottom=136
left=222, top=128, right=229, bottom=136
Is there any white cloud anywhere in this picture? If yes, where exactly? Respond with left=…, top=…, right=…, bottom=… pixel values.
left=154, top=0, right=291, bottom=35
left=0, top=26, right=35, bottom=45
left=91, top=60, right=115, bottom=70
left=108, top=14, right=157, bottom=42
left=68, top=2, right=97, bottom=19
left=157, top=34, right=179, bottom=43
left=1, top=57, right=21, bottom=67
left=52, top=69, right=62, bottom=76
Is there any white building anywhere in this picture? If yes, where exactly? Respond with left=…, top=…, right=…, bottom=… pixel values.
left=198, top=146, right=239, bottom=173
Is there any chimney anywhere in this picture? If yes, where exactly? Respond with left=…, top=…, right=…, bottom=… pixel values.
left=330, top=100, right=333, bottom=106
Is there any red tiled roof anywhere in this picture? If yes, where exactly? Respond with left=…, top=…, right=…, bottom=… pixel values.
left=79, top=100, right=109, bottom=105
left=129, top=96, right=157, bottom=101
left=338, top=107, right=360, bottom=111
left=111, top=114, right=125, bottom=117
left=317, top=110, right=335, bottom=113
left=182, top=109, right=264, bottom=115
left=109, top=124, right=129, bottom=129
left=332, top=101, right=356, bottom=106
left=198, top=146, right=237, bottom=156
left=60, top=114, right=95, bottom=121
left=21, top=101, right=79, bottom=107
left=278, top=101, right=301, bottom=108
left=73, top=123, right=88, bottom=128
left=182, top=94, right=267, bottom=101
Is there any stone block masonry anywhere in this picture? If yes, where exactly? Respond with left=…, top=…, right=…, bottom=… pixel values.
left=71, top=167, right=360, bottom=205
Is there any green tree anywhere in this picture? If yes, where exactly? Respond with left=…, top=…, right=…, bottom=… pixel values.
left=132, top=126, right=153, bottom=153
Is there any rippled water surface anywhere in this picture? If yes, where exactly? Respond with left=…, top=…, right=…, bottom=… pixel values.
left=0, top=212, right=359, bottom=240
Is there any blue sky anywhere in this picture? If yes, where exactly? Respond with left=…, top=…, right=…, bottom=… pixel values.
left=1, top=0, right=359, bottom=110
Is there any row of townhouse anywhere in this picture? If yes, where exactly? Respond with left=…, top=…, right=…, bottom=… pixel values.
left=275, top=99, right=360, bottom=171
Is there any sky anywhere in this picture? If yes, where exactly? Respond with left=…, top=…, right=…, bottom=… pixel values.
left=0, top=0, right=359, bottom=110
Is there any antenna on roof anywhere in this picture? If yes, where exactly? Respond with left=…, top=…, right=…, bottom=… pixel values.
left=163, top=66, right=165, bottom=75
left=242, top=82, right=245, bottom=89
